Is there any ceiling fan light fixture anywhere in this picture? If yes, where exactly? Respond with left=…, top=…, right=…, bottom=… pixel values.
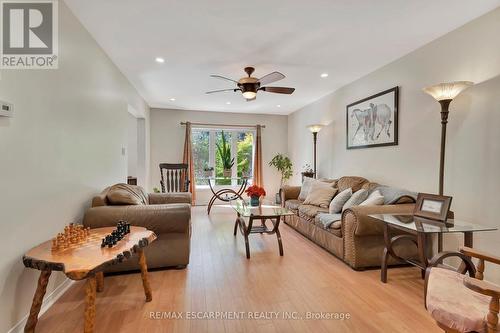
left=242, top=91, right=257, bottom=100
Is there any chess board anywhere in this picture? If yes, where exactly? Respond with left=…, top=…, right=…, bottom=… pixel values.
left=23, top=226, right=157, bottom=280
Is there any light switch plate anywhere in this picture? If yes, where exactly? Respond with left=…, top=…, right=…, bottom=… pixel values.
left=0, top=100, right=13, bottom=117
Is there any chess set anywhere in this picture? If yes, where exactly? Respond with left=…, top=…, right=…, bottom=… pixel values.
left=51, top=223, right=92, bottom=252
left=101, top=221, right=131, bottom=248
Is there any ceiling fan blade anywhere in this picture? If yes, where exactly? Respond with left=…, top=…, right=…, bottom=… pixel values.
left=260, top=86, right=295, bottom=94
left=210, top=74, right=239, bottom=84
left=206, top=88, right=239, bottom=94
left=258, top=71, right=285, bottom=86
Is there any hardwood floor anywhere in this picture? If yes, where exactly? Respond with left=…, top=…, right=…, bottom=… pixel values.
left=36, top=206, right=440, bottom=333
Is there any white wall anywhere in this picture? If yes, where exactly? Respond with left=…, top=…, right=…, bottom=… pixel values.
left=288, top=8, right=500, bottom=282
left=127, top=113, right=138, bottom=177
left=0, top=2, right=148, bottom=331
left=150, top=108, right=288, bottom=205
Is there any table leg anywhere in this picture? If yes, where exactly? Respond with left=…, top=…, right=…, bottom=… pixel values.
left=276, top=227, right=284, bottom=256
left=233, top=218, right=239, bottom=236
left=24, top=270, right=52, bottom=333
left=458, top=232, right=474, bottom=274
left=96, top=272, right=104, bottom=293
left=381, top=224, right=390, bottom=283
left=417, top=232, right=428, bottom=279
left=438, top=233, right=443, bottom=252
left=138, top=249, right=153, bottom=302
left=84, top=275, right=97, bottom=333
left=244, top=234, right=251, bottom=259
left=464, top=232, right=473, bottom=247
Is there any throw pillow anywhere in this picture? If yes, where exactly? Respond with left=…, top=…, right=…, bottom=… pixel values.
left=374, top=185, right=417, bottom=205
left=303, top=183, right=338, bottom=208
left=359, top=190, right=384, bottom=206
left=342, top=189, right=369, bottom=211
left=107, top=183, right=148, bottom=205
left=298, top=177, right=334, bottom=201
left=329, top=188, right=352, bottom=214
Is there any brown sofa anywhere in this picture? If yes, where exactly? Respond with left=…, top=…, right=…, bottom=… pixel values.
left=281, top=176, right=419, bottom=270
left=83, top=185, right=191, bottom=272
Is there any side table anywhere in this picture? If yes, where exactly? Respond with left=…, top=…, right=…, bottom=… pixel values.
left=22, top=226, right=156, bottom=333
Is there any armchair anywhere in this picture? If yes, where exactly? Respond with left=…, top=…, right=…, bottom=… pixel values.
left=83, top=187, right=192, bottom=272
left=425, top=247, right=500, bottom=333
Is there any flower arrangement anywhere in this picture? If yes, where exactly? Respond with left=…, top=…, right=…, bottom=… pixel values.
left=246, top=185, right=266, bottom=206
left=245, top=185, right=266, bottom=198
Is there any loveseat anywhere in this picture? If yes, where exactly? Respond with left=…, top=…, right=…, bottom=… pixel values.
left=281, top=176, right=420, bottom=270
left=83, top=184, right=191, bottom=272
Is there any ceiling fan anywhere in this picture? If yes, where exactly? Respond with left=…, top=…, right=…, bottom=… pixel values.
left=206, top=67, right=295, bottom=101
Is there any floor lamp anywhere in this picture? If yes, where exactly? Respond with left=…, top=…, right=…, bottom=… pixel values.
left=423, top=81, right=473, bottom=251
left=307, top=124, right=324, bottom=179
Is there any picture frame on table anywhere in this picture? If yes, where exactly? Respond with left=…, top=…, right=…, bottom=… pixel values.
left=346, top=86, right=399, bottom=149
left=413, top=193, right=452, bottom=222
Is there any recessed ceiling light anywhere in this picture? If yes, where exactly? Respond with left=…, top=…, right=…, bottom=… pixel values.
left=155, top=57, right=165, bottom=63
left=169, top=98, right=176, bottom=101
left=226, top=101, right=231, bottom=105
left=320, top=73, right=329, bottom=78
left=277, top=104, right=281, bottom=108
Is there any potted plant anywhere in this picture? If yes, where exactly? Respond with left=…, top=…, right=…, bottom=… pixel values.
left=301, top=163, right=315, bottom=182
left=245, top=185, right=266, bottom=207
left=269, top=153, right=293, bottom=204
left=216, top=131, right=234, bottom=178
left=203, top=166, right=214, bottom=178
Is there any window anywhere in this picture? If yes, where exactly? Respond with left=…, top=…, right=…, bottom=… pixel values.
left=191, top=128, right=255, bottom=187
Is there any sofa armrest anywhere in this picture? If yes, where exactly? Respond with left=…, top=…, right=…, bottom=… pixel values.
left=280, top=185, right=301, bottom=203
left=342, top=204, right=415, bottom=237
left=83, top=204, right=191, bottom=235
left=148, top=192, right=192, bottom=205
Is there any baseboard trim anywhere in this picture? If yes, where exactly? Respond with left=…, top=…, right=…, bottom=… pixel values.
left=7, top=278, right=75, bottom=333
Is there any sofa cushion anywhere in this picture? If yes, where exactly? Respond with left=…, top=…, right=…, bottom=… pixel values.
left=303, top=183, right=338, bottom=208
left=426, top=267, right=490, bottom=333
left=285, top=199, right=303, bottom=211
left=337, top=176, right=368, bottom=192
left=342, top=189, right=369, bottom=211
left=329, top=188, right=352, bottom=213
left=106, top=183, right=148, bottom=205
left=328, top=222, right=343, bottom=237
left=298, top=204, right=328, bottom=221
left=360, top=190, right=384, bottom=206
left=315, top=213, right=342, bottom=229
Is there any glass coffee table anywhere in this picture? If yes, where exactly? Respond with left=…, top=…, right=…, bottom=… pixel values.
left=369, top=213, right=497, bottom=283
left=230, top=199, right=294, bottom=259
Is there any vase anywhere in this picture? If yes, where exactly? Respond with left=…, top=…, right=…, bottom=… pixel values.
left=250, top=196, right=260, bottom=207
left=223, top=169, right=232, bottom=178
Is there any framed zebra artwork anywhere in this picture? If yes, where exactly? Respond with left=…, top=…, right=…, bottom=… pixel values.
left=346, top=86, right=399, bottom=149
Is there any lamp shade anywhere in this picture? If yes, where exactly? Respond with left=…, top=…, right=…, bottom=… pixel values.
left=307, top=124, right=324, bottom=133
left=423, top=81, right=474, bottom=101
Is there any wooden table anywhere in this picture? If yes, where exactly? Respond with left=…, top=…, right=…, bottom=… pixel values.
left=230, top=199, right=294, bottom=259
left=369, top=214, right=497, bottom=283
left=22, top=226, right=157, bottom=333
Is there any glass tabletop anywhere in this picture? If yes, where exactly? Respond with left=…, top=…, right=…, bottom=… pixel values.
left=198, top=177, right=249, bottom=181
left=230, top=199, right=295, bottom=218
left=369, top=213, right=497, bottom=234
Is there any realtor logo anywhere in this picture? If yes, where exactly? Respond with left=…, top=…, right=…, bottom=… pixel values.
left=1, top=0, right=58, bottom=69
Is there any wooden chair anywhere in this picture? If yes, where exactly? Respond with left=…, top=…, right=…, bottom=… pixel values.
left=159, top=163, right=190, bottom=193
left=424, top=247, right=500, bottom=333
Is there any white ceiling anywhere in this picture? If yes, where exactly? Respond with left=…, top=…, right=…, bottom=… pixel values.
left=65, top=0, right=500, bottom=115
